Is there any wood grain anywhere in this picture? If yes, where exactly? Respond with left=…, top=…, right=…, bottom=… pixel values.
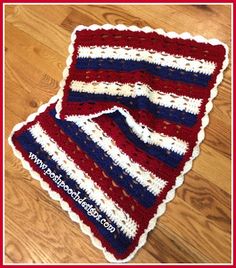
left=4, top=4, right=231, bottom=264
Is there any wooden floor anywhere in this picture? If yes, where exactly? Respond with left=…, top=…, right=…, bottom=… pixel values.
left=4, top=4, right=231, bottom=264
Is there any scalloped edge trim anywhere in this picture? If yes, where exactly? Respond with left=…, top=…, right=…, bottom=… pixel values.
left=8, top=24, right=229, bottom=263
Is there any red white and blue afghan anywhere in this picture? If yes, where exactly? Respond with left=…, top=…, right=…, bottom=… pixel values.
left=9, top=24, right=228, bottom=262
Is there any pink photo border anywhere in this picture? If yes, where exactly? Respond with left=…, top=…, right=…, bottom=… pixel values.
left=2, top=1, right=234, bottom=267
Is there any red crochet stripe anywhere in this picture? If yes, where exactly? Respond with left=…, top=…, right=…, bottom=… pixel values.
left=60, top=100, right=114, bottom=118
left=37, top=112, right=148, bottom=223
left=69, top=70, right=209, bottom=99
left=76, top=29, right=226, bottom=62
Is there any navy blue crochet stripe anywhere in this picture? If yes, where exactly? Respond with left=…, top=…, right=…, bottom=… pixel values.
left=16, top=130, right=133, bottom=253
left=75, top=58, right=211, bottom=87
left=50, top=109, right=156, bottom=208
left=108, top=111, right=184, bottom=168
left=68, top=91, right=197, bottom=127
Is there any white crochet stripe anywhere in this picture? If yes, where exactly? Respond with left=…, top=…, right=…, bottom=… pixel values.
left=70, top=80, right=202, bottom=115
left=77, top=45, right=216, bottom=75
left=75, top=119, right=167, bottom=196
left=29, top=122, right=138, bottom=239
left=123, top=114, right=188, bottom=155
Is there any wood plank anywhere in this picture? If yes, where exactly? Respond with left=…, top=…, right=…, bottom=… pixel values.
left=5, top=4, right=231, bottom=264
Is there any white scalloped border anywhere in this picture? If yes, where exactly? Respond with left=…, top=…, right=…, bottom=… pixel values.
left=8, top=24, right=229, bottom=263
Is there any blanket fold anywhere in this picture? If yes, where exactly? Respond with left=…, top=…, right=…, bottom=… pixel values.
left=9, top=24, right=228, bottom=262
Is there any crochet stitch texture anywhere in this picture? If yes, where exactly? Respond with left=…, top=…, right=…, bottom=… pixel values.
left=9, top=24, right=229, bottom=262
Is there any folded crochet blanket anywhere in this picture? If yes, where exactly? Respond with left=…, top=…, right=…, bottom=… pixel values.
left=9, top=24, right=228, bottom=262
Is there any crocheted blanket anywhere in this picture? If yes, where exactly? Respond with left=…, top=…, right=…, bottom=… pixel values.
left=9, top=24, right=228, bottom=262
